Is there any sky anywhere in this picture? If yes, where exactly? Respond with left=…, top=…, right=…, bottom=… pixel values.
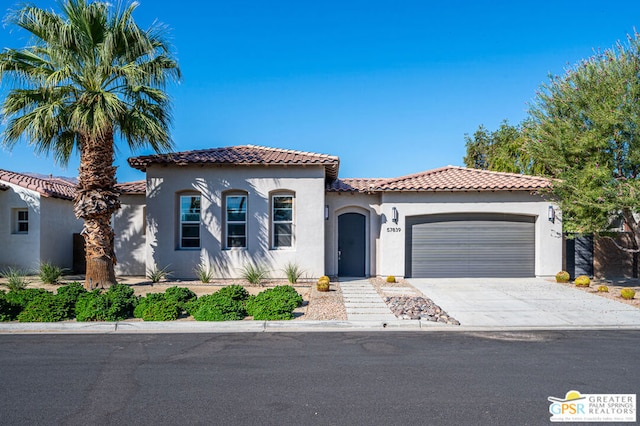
left=2, top=0, right=640, bottom=183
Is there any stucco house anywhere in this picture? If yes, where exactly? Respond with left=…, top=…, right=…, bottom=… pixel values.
left=125, top=145, right=563, bottom=279
left=0, top=169, right=82, bottom=271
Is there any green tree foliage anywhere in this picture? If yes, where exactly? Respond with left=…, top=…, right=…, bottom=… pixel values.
left=464, top=120, right=545, bottom=175
left=526, top=33, right=640, bottom=250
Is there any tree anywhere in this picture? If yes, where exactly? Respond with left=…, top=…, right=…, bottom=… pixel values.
left=0, top=0, right=180, bottom=289
left=463, top=120, right=545, bottom=175
left=526, top=33, right=640, bottom=253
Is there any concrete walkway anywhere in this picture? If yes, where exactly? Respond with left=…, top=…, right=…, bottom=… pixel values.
left=408, top=278, right=640, bottom=328
left=339, top=277, right=397, bottom=321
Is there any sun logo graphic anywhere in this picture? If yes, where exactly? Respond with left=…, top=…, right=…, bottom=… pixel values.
left=548, top=390, right=636, bottom=422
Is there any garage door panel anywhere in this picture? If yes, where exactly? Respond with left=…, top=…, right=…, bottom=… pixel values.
left=407, top=214, right=535, bottom=278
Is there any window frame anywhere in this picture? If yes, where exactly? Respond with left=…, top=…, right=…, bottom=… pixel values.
left=271, top=193, right=294, bottom=249
left=179, top=194, right=201, bottom=249
left=225, top=193, right=248, bottom=249
left=13, top=208, right=29, bottom=234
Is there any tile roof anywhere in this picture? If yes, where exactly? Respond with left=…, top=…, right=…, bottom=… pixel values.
left=128, top=145, right=340, bottom=180
left=0, top=169, right=77, bottom=200
left=115, top=180, right=145, bottom=194
left=328, top=166, right=551, bottom=192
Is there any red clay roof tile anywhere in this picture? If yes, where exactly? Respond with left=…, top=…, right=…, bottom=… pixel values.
left=128, top=145, right=340, bottom=180
left=0, top=169, right=76, bottom=200
left=115, top=180, right=145, bottom=194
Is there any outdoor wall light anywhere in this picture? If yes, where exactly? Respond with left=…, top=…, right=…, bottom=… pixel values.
left=548, top=205, right=555, bottom=223
left=392, top=207, right=399, bottom=224
left=325, top=205, right=329, bottom=220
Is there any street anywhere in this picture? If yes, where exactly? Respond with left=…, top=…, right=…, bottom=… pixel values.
left=0, top=331, right=638, bottom=425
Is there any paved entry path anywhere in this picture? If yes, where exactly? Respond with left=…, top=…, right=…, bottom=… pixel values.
left=408, top=278, right=640, bottom=328
left=339, top=278, right=397, bottom=321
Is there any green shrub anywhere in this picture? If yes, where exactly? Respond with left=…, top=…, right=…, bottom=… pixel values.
left=164, top=286, right=197, bottom=311
left=240, top=263, right=268, bottom=286
left=147, top=264, right=172, bottom=283
left=133, top=293, right=166, bottom=318
left=555, top=271, right=570, bottom=283
left=1, top=267, right=30, bottom=291
left=17, top=291, right=70, bottom=322
left=0, top=291, right=21, bottom=321
left=574, top=275, right=591, bottom=287
left=283, top=262, right=305, bottom=284
left=194, top=264, right=215, bottom=283
left=386, top=275, right=396, bottom=283
left=188, top=285, right=249, bottom=321
left=140, top=299, right=181, bottom=321
left=75, top=283, right=137, bottom=321
left=56, top=282, right=87, bottom=316
left=5, top=288, right=50, bottom=310
left=38, top=262, right=66, bottom=284
left=620, top=288, right=636, bottom=300
left=246, top=285, right=303, bottom=320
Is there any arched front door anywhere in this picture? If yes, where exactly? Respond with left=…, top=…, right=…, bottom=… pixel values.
left=338, top=213, right=366, bottom=277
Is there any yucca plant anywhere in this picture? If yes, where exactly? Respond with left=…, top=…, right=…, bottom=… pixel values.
left=282, top=262, right=305, bottom=284
left=194, top=263, right=215, bottom=283
left=240, top=263, right=268, bottom=286
left=39, top=262, right=66, bottom=284
left=1, top=267, right=30, bottom=291
left=147, top=264, right=172, bottom=284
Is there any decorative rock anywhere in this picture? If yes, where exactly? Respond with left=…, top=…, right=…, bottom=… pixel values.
left=382, top=295, right=460, bottom=325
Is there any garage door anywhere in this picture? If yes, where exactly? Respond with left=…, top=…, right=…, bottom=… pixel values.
left=406, top=213, right=535, bottom=278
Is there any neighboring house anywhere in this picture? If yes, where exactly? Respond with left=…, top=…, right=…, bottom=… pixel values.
left=0, top=169, right=82, bottom=272
left=127, top=145, right=563, bottom=279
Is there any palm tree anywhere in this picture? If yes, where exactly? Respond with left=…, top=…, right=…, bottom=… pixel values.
left=0, top=0, right=180, bottom=289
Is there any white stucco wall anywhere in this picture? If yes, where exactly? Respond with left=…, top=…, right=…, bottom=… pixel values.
left=324, top=192, right=381, bottom=277
left=145, top=165, right=326, bottom=279
left=0, top=184, right=42, bottom=271
left=376, top=191, right=563, bottom=277
left=39, top=197, right=83, bottom=270
left=114, top=194, right=146, bottom=276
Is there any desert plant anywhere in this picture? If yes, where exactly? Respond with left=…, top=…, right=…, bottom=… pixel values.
left=597, top=285, right=609, bottom=293
left=246, top=285, right=303, bottom=320
left=194, top=263, right=215, bottom=283
left=620, top=288, right=636, bottom=300
left=386, top=275, right=396, bottom=283
left=318, top=275, right=330, bottom=284
left=1, top=267, right=30, bottom=291
left=38, top=262, right=66, bottom=284
left=147, top=264, right=172, bottom=283
left=574, top=275, right=591, bottom=287
left=316, top=279, right=330, bottom=292
left=555, top=271, right=570, bottom=283
left=240, top=263, right=269, bottom=286
left=283, top=262, right=305, bottom=284
left=75, top=283, right=137, bottom=321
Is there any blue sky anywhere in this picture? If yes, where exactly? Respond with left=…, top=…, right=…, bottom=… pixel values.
left=1, top=0, right=640, bottom=182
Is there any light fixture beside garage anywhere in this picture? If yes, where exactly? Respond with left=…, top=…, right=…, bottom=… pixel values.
left=392, top=207, right=399, bottom=224
left=325, top=205, right=329, bottom=220
left=548, top=205, right=555, bottom=223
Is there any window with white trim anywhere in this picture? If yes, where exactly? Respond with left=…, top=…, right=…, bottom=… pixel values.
left=226, top=194, right=247, bottom=248
left=272, top=194, right=293, bottom=248
left=13, top=209, right=28, bottom=234
left=179, top=195, right=201, bottom=248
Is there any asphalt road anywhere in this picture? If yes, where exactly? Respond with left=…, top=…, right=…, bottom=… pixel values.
left=0, top=331, right=638, bottom=425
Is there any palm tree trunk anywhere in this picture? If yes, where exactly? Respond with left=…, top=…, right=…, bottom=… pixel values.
left=74, top=131, right=121, bottom=290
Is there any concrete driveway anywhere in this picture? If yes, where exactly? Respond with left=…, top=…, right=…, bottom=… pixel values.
left=408, top=278, right=640, bottom=328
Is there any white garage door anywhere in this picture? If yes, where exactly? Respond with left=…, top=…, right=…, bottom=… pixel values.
left=406, top=213, right=535, bottom=278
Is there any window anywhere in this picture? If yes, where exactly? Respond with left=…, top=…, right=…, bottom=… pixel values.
left=180, top=195, right=201, bottom=248
left=272, top=195, right=293, bottom=248
left=226, top=195, right=247, bottom=248
left=14, top=209, right=28, bottom=234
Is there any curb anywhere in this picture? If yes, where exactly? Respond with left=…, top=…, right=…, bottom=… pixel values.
left=1, top=321, right=639, bottom=334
